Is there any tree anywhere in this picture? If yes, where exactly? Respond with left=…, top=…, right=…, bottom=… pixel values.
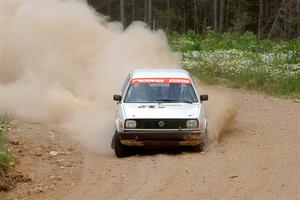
left=167, top=0, right=170, bottom=31
left=226, top=0, right=230, bottom=29
left=120, top=0, right=125, bottom=28
left=144, top=0, right=148, bottom=23
left=213, top=0, right=218, bottom=31
left=148, top=0, right=152, bottom=28
left=219, top=0, right=225, bottom=32
left=87, top=0, right=299, bottom=39
left=194, top=0, right=199, bottom=32
left=297, top=0, right=300, bottom=35
left=131, top=0, right=135, bottom=21
left=258, top=0, right=263, bottom=37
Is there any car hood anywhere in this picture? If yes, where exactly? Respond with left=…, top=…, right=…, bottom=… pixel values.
left=122, top=103, right=200, bottom=119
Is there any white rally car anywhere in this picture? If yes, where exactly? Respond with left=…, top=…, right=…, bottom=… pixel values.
left=111, top=69, right=208, bottom=157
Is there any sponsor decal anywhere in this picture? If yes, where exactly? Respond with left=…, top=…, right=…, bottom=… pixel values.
left=131, top=78, right=191, bottom=84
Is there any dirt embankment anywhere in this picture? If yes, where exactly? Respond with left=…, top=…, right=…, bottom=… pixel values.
left=1, top=85, right=300, bottom=200
left=0, top=121, right=83, bottom=200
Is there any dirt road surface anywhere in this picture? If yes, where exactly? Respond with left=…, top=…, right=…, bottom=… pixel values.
left=1, top=85, right=300, bottom=200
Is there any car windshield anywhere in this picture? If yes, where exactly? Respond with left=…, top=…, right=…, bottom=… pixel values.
left=124, top=78, right=198, bottom=103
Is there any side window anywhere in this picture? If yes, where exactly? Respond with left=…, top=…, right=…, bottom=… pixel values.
left=122, top=74, right=131, bottom=95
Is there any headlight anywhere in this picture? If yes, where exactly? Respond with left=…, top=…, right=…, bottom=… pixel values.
left=186, top=119, right=198, bottom=128
left=125, top=120, right=137, bottom=128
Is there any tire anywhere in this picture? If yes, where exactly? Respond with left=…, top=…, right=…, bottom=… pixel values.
left=114, top=134, right=130, bottom=158
left=192, top=128, right=208, bottom=152
left=191, top=143, right=204, bottom=152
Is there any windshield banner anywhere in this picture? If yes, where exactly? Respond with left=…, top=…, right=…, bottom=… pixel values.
left=131, top=78, right=191, bottom=84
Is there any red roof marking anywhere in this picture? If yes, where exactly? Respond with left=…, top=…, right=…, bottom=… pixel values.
left=131, top=78, right=191, bottom=84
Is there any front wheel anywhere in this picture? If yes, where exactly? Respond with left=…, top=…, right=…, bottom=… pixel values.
left=191, top=143, right=204, bottom=152
left=192, top=128, right=208, bottom=152
left=114, top=134, right=130, bottom=158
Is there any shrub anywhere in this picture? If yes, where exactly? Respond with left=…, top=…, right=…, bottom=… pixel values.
left=0, top=113, right=13, bottom=168
left=169, top=30, right=300, bottom=97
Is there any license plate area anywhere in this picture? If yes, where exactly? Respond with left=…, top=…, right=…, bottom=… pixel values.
left=143, top=140, right=179, bottom=147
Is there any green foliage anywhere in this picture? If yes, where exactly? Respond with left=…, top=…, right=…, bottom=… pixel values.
left=169, top=30, right=300, bottom=98
left=0, top=113, right=13, bottom=168
left=155, top=8, right=183, bottom=32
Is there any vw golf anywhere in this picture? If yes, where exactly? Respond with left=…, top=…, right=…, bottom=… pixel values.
left=112, top=69, right=208, bottom=157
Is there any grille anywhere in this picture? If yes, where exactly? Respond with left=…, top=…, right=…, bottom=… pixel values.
left=135, top=119, right=187, bottom=129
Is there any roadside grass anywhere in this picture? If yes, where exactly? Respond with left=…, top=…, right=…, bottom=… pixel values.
left=169, top=29, right=300, bottom=98
left=0, top=112, right=13, bottom=168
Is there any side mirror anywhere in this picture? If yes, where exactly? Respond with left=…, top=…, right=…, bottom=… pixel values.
left=200, top=95, right=208, bottom=102
left=113, top=95, right=122, bottom=102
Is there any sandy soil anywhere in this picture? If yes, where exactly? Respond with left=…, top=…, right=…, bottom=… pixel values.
left=0, top=121, right=83, bottom=200
left=1, top=85, right=300, bottom=200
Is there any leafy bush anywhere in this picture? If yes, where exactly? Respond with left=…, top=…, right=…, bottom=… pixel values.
left=169, top=29, right=300, bottom=97
left=0, top=113, right=13, bottom=168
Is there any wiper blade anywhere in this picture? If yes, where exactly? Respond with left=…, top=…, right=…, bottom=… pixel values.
left=156, top=99, right=193, bottom=104
left=181, top=100, right=193, bottom=104
left=156, top=98, right=178, bottom=102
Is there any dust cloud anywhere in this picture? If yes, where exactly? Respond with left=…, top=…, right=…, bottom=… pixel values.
left=205, top=93, right=236, bottom=148
left=0, top=0, right=234, bottom=153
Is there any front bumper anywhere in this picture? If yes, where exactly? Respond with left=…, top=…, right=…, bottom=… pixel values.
left=117, top=129, right=205, bottom=147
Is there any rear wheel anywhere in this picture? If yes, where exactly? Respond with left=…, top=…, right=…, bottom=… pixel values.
left=114, top=134, right=130, bottom=158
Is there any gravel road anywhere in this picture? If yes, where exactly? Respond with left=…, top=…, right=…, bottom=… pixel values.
left=1, top=85, right=299, bottom=200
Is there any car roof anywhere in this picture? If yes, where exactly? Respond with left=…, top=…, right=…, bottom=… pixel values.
left=131, top=69, right=191, bottom=79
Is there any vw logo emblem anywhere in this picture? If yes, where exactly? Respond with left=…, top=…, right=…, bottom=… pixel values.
left=158, top=121, right=165, bottom=127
